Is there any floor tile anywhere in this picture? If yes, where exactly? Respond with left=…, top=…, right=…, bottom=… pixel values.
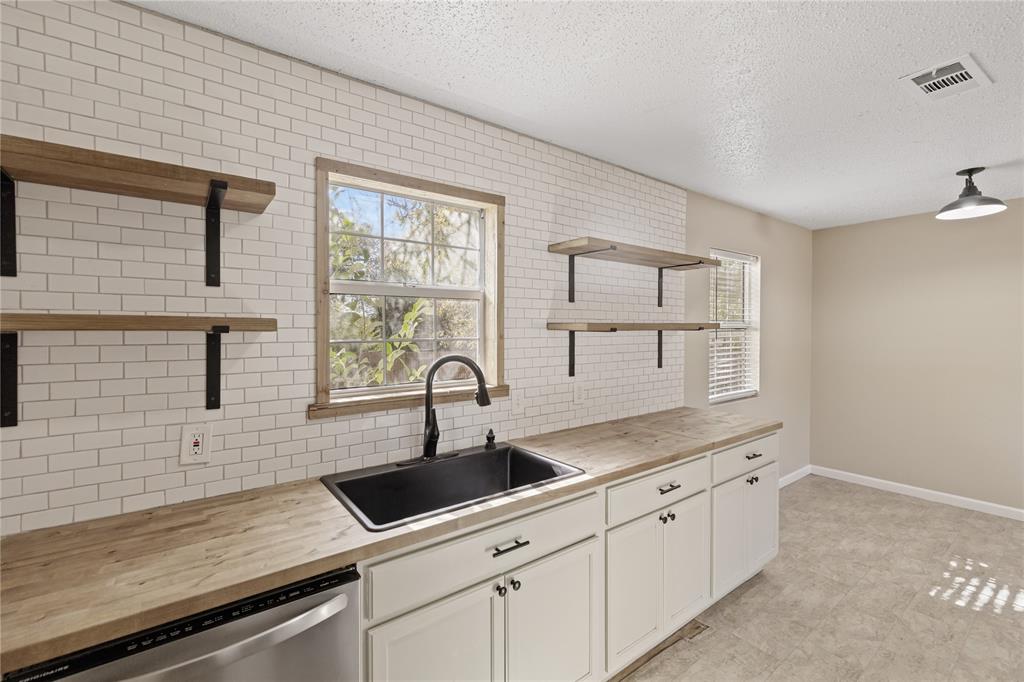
left=626, top=475, right=1024, bottom=681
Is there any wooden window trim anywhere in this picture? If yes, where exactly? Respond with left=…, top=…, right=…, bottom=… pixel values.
left=310, top=158, right=506, bottom=419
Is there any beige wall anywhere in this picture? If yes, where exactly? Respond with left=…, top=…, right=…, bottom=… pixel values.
left=684, top=192, right=813, bottom=480
left=811, top=199, right=1024, bottom=509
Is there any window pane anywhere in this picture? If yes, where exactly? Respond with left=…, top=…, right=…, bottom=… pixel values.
left=330, top=233, right=381, bottom=281
left=434, top=246, right=479, bottom=288
left=384, top=195, right=432, bottom=242
left=330, top=294, right=382, bottom=341
left=384, top=296, right=434, bottom=340
left=435, top=299, right=478, bottom=339
left=436, top=340, right=478, bottom=380
left=435, top=207, right=479, bottom=249
left=383, top=240, right=431, bottom=284
left=330, top=342, right=384, bottom=389
left=386, top=339, right=432, bottom=385
left=330, top=186, right=380, bottom=235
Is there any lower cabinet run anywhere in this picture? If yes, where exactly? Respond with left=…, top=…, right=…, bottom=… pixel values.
left=368, top=538, right=597, bottom=681
left=361, top=431, right=781, bottom=681
left=606, top=491, right=710, bottom=672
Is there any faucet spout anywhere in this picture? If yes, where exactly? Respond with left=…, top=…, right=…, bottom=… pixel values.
left=422, top=355, right=490, bottom=460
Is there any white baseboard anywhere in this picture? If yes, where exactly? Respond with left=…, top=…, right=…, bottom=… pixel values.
left=778, top=464, right=811, bottom=488
left=809, top=465, right=1024, bottom=522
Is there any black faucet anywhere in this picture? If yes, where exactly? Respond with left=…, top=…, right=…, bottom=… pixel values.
left=422, top=355, right=491, bottom=460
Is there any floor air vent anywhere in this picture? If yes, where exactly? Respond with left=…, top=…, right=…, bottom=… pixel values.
left=899, top=54, right=992, bottom=101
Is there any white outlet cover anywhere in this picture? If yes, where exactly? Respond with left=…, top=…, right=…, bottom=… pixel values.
left=179, top=423, right=212, bottom=465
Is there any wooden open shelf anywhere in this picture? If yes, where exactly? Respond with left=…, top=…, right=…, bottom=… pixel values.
left=548, top=237, right=719, bottom=270
left=547, top=322, right=718, bottom=332
left=546, top=321, right=717, bottom=376
left=0, top=313, right=277, bottom=333
left=0, top=314, right=278, bottom=426
left=548, top=236, right=718, bottom=305
left=0, top=135, right=276, bottom=213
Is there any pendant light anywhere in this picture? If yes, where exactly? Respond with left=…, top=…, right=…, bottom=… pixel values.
left=935, top=167, right=1007, bottom=220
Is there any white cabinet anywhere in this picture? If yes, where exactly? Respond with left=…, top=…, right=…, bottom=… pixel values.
left=506, top=540, right=596, bottom=681
left=605, top=491, right=710, bottom=672
left=606, top=512, right=660, bottom=664
left=367, top=579, right=504, bottom=681
left=712, top=461, right=778, bottom=600
left=368, top=539, right=597, bottom=682
left=662, top=490, right=711, bottom=631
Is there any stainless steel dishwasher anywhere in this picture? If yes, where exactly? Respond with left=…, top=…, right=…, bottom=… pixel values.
left=4, top=566, right=359, bottom=682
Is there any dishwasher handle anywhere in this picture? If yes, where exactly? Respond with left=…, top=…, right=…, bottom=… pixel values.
left=126, top=591, right=349, bottom=682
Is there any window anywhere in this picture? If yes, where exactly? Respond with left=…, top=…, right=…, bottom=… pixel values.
left=311, top=159, right=506, bottom=418
left=708, top=249, right=760, bottom=403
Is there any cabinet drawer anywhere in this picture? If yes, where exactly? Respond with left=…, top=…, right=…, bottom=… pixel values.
left=606, top=456, right=709, bottom=528
left=712, top=433, right=778, bottom=485
left=367, top=493, right=599, bottom=622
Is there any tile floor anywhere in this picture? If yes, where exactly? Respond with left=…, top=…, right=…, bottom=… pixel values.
left=627, top=475, right=1024, bottom=681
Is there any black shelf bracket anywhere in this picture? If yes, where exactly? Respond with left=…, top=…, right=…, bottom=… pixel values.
left=657, top=330, right=663, bottom=369
left=1, top=332, right=17, bottom=427
left=206, top=324, right=229, bottom=409
left=567, top=246, right=616, bottom=303
left=657, top=259, right=705, bottom=307
left=2, top=169, right=16, bottom=277
left=568, top=330, right=575, bottom=377
left=205, top=180, right=227, bottom=287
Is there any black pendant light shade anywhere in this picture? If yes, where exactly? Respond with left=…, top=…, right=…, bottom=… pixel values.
left=936, top=167, right=1007, bottom=220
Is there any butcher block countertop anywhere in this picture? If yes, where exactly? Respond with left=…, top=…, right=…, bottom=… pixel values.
left=0, top=406, right=781, bottom=674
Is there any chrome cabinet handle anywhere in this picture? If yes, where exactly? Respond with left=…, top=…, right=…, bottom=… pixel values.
left=745, top=452, right=763, bottom=461
left=496, top=584, right=507, bottom=597
left=510, top=578, right=522, bottom=591
left=125, top=591, right=349, bottom=682
left=658, top=482, right=681, bottom=495
left=492, top=538, right=530, bottom=558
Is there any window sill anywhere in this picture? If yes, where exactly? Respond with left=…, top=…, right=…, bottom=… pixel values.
left=709, top=390, right=760, bottom=406
left=308, top=383, right=510, bottom=419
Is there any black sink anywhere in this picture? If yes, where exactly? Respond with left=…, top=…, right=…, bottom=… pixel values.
left=321, top=443, right=583, bottom=531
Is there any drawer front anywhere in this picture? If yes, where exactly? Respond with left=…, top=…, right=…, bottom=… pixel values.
left=606, top=456, right=709, bottom=528
left=712, top=433, right=779, bottom=485
left=367, top=493, right=600, bottom=622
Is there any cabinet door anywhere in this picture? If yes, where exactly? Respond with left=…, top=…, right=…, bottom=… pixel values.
left=506, top=539, right=596, bottom=681
left=662, top=491, right=710, bottom=631
left=746, top=461, right=779, bottom=572
left=711, top=474, right=747, bottom=600
left=606, top=513, right=660, bottom=669
left=368, top=579, right=505, bottom=681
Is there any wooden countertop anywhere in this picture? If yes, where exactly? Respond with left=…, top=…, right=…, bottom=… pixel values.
left=0, top=407, right=781, bottom=674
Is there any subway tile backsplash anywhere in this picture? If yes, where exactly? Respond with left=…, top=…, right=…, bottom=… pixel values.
left=0, top=0, right=688, bottom=533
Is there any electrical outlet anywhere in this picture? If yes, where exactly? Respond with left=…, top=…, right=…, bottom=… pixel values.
left=573, top=383, right=586, bottom=405
left=179, top=424, right=212, bottom=465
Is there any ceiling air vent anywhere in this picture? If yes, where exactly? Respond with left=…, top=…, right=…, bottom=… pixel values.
left=899, top=54, right=992, bottom=101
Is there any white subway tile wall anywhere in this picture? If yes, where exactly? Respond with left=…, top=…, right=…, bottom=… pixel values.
left=0, top=0, right=688, bottom=534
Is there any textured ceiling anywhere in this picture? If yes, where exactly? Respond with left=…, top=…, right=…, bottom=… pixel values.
left=135, top=1, right=1024, bottom=229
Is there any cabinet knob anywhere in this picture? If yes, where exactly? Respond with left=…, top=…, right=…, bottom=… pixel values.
left=753, top=476, right=759, bottom=483
left=746, top=476, right=755, bottom=485
left=667, top=511, right=676, bottom=521
left=496, top=584, right=507, bottom=597
left=659, top=514, right=669, bottom=524
left=510, top=578, right=522, bottom=591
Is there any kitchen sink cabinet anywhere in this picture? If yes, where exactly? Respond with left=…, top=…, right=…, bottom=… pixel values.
left=506, top=539, right=596, bottom=681
left=605, top=490, right=711, bottom=673
left=367, top=578, right=504, bottom=681
left=711, top=461, right=779, bottom=600
left=367, top=538, right=597, bottom=681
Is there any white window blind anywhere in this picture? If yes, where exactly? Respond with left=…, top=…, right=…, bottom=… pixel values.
left=708, top=249, right=760, bottom=403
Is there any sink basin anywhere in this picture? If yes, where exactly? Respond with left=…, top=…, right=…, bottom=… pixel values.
left=321, top=443, right=583, bottom=531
